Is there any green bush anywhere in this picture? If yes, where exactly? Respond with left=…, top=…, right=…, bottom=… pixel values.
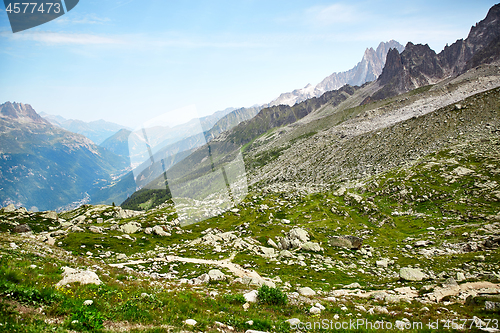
left=257, top=285, right=287, bottom=305
left=223, top=293, right=246, bottom=305
left=70, top=305, right=105, bottom=331
left=0, top=281, right=62, bottom=306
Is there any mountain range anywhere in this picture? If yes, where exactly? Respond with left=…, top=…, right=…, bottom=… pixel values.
left=268, top=40, right=404, bottom=107
left=121, top=4, right=500, bottom=215
left=2, top=4, right=500, bottom=213
left=0, top=102, right=129, bottom=211
left=40, top=112, right=131, bottom=145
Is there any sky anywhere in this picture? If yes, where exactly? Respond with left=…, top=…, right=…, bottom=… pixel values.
left=0, top=0, right=497, bottom=128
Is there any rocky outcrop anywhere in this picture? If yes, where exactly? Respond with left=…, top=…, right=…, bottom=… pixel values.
left=275, top=228, right=310, bottom=250
left=56, top=267, right=102, bottom=286
left=269, top=41, right=404, bottom=106
left=371, top=4, right=500, bottom=101
left=329, top=236, right=363, bottom=250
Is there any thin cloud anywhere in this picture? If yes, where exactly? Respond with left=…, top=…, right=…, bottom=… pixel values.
left=2, top=31, right=122, bottom=45
left=305, top=3, right=364, bottom=26
left=56, top=14, right=111, bottom=25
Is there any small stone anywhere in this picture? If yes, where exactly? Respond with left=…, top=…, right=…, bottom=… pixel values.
left=286, top=318, right=300, bottom=326
left=376, top=260, right=389, bottom=268
left=485, top=301, right=500, bottom=311
left=244, top=290, right=258, bottom=303
left=13, top=224, right=31, bottom=233
left=474, top=255, right=485, bottom=262
left=301, top=242, right=322, bottom=252
left=298, top=287, right=316, bottom=296
left=344, top=282, right=361, bottom=289
left=207, top=269, right=225, bottom=281
left=309, top=306, right=321, bottom=314
left=184, top=319, right=197, bottom=326
left=315, top=303, right=325, bottom=310
left=399, top=267, right=427, bottom=281
left=120, top=221, right=141, bottom=234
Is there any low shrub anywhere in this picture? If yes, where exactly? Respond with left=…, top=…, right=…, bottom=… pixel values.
left=257, top=285, right=287, bottom=305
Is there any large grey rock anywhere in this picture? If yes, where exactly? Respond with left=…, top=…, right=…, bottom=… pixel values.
left=309, top=306, right=321, bottom=314
left=485, top=301, right=500, bottom=311
left=298, top=287, right=316, bottom=296
left=244, top=290, right=258, bottom=303
left=276, top=228, right=310, bottom=250
left=3, top=204, right=16, bottom=213
left=301, top=242, right=322, bottom=252
left=152, top=225, right=171, bottom=237
left=289, top=228, right=309, bottom=243
left=120, top=221, right=142, bottom=234
left=376, top=259, right=389, bottom=268
left=286, top=318, right=301, bottom=326
left=399, top=267, right=427, bottom=281
left=42, top=211, right=58, bottom=220
left=344, top=282, right=362, bottom=289
left=236, top=276, right=276, bottom=288
left=114, top=208, right=142, bottom=219
left=88, top=226, right=103, bottom=234
left=208, top=269, right=225, bottom=281
left=184, top=319, right=197, bottom=326
left=260, top=246, right=276, bottom=258
left=13, top=224, right=31, bottom=233
left=329, top=235, right=363, bottom=250
left=56, top=267, right=101, bottom=286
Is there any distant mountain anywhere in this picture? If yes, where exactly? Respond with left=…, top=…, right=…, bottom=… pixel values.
left=91, top=106, right=262, bottom=207
left=99, top=129, right=132, bottom=160
left=0, top=102, right=129, bottom=211
left=269, top=40, right=404, bottom=106
left=40, top=112, right=130, bottom=145
left=371, top=4, right=500, bottom=101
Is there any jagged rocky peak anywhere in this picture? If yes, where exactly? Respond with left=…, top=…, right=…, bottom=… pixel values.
left=0, top=101, right=48, bottom=124
left=269, top=40, right=404, bottom=107
left=376, top=39, right=405, bottom=61
left=372, top=3, right=500, bottom=101
left=467, top=3, right=500, bottom=50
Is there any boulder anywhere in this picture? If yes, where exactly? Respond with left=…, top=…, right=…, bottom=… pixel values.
left=184, top=319, right=197, bottom=326
left=301, top=242, right=322, bottom=252
left=207, top=269, right=225, bottom=281
left=329, top=235, right=363, bottom=250
left=286, top=318, right=301, bottom=326
left=288, top=228, right=309, bottom=243
left=244, top=290, right=258, bottom=303
left=42, top=211, right=58, bottom=220
left=13, top=224, right=31, bottom=233
left=344, top=282, right=361, bottom=289
left=3, top=204, right=16, bottom=213
left=399, top=267, right=427, bottom=281
left=56, top=267, right=101, bottom=286
left=276, top=228, right=310, bottom=250
left=309, top=306, right=321, bottom=314
left=236, top=276, right=276, bottom=288
left=260, top=246, right=276, bottom=258
left=89, top=226, right=103, bottom=234
left=376, top=259, right=389, bottom=268
left=120, top=221, right=142, bottom=234
left=298, top=287, right=316, bottom=296
left=152, top=225, right=171, bottom=237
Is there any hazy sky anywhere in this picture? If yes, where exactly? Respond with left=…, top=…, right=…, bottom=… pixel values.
left=0, top=1, right=497, bottom=128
